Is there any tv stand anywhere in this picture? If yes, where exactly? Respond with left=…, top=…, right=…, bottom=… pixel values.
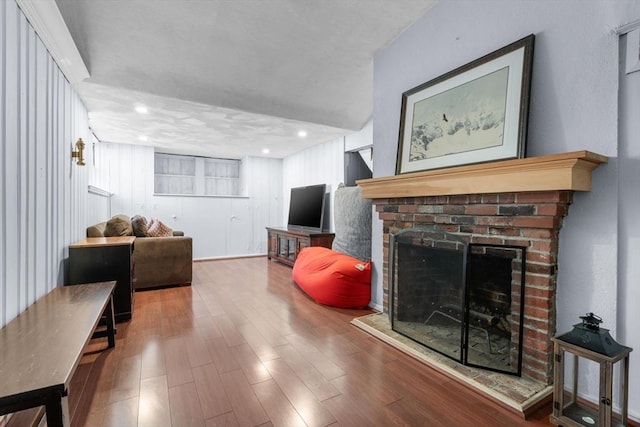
left=266, top=227, right=334, bottom=267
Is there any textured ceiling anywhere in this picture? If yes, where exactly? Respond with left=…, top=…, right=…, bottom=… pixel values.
left=55, top=0, right=437, bottom=158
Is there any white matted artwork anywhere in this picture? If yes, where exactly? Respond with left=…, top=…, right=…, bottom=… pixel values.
left=396, top=35, right=535, bottom=174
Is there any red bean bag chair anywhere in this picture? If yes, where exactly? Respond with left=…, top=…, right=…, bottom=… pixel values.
left=292, top=246, right=371, bottom=309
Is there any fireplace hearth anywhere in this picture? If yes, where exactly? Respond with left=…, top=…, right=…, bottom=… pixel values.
left=355, top=151, right=607, bottom=415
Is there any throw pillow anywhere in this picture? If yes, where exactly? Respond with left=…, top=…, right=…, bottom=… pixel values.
left=131, top=215, right=148, bottom=237
left=147, top=218, right=173, bottom=237
left=104, top=215, right=132, bottom=237
left=331, top=183, right=372, bottom=261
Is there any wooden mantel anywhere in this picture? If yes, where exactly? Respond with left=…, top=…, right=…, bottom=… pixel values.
left=357, top=150, right=608, bottom=199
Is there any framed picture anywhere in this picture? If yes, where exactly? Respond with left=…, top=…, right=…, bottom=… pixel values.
left=396, top=34, right=535, bottom=174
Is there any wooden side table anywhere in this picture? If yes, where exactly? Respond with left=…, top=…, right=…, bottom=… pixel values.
left=68, top=236, right=135, bottom=322
left=550, top=337, right=631, bottom=427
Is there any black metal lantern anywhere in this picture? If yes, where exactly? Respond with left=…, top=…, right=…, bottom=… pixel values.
left=556, top=313, right=624, bottom=356
left=550, top=313, right=632, bottom=427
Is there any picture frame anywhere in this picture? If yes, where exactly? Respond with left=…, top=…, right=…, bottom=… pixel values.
left=396, top=34, right=535, bottom=174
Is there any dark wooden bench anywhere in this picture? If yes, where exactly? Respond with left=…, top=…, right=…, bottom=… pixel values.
left=0, top=281, right=116, bottom=427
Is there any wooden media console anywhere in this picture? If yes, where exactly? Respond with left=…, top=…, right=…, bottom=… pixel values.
left=266, top=227, right=334, bottom=267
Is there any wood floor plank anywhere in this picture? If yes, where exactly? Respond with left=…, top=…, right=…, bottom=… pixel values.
left=193, top=315, right=224, bottom=340
left=82, top=408, right=105, bottom=427
left=66, top=257, right=553, bottom=427
left=284, top=334, right=345, bottom=381
left=216, top=314, right=248, bottom=347
left=168, top=382, right=206, bottom=427
left=198, top=293, right=227, bottom=318
left=163, top=336, right=194, bottom=387
left=140, top=334, right=166, bottom=380
left=263, top=358, right=336, bottom=427
left=236, top=322, right=281, bottom=363
left=323, top=393, right=395, bottom=427
left=71, top=349, right=120, bottom=424
left=161, top=313, right=193, bottom=337
left=68, top=360, right=93, bottom=421
left=330, top=370, right=403, bottom=407
left=109, top=355, right=141, bottom=403
left=138, top=376, right=171, bottom=427
left=329, top=350, right=410, bottom=406
left=219, top=369, right=270, bottom=427
left=205, top=412, right=240, bottom=427
left=205, top=336, right=241, bottom=374
left=185, top=331, right=214, bottom=368
left=343, top=327, right=401, bottom=363
left=192, top=363, right=233, bottom=419
left=231, top=343, right=272, bottom=384
left=252, top=379, right=307, bottom=427
left=274, top=343, right=341, bottom=402
left=214, top=293, right=250, bottom=328
left=101, top=396, right=139, bottom=427
left=246, top=312, right=290, bottom=347
left=383, top=394, right=451, bottom=427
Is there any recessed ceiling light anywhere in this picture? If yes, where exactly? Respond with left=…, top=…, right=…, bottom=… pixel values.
left=262, top=148, right=270, bottom=154
left=135, top=105, right=148, bottom=114
left=297, top=130, right=307, bottom=138
left=138, top=135, right=148, bottom=142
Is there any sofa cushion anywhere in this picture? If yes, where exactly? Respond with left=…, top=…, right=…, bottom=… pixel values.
left=87, top=222, right=107, bottom=237
left=292, top=246, right=371, bottom=309
left=131, top=215, right=148, bottom=237
left=133, top=236, right=192, bottom=289
left=147, top=218, right=173, bottom=237
left=331, top=183, right=372, bottom=261
left=104, top=215, right=132, bottom=237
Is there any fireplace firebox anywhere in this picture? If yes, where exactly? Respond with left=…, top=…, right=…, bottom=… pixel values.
left=389, top=227, right=526, bottom=375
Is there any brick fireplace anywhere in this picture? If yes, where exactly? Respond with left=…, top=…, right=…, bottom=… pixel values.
left=356, top=151, right=607, bottom=412
left=378, top=189, right=571, bottom=383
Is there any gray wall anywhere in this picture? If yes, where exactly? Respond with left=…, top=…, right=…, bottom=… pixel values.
left=618, top=27, right=640, bottom=416
left=372, top=0, right=640, bottom=417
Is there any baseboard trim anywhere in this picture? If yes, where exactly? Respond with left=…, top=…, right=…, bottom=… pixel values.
left=193, top=253, right=266, bottom=262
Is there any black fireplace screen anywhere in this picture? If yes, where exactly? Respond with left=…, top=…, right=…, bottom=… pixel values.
left=389, top=228, right=526, bottom=376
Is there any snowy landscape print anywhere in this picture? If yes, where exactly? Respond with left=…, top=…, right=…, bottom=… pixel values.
left=408, top=66, right=509, bottom=162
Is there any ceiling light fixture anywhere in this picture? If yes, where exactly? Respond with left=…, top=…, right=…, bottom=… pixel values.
left=138, top=135, right=149, bottom=142
left=297, top=130, right=307, bottom=138
left=135, top=105, right=148, bottom=114
left=262, top=148, right=270, bottom=154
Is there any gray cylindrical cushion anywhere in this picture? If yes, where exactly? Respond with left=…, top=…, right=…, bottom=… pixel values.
left=331, top=184, right=372, bottom=261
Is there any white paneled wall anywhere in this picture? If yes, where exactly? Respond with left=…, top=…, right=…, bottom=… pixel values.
left=282, top=138, right=345, bottom=231
left=0, top=0, right=89, bottom=327
left=91, top=142, right=282, bottom=259
left=91, top=133, right=373, bottom=259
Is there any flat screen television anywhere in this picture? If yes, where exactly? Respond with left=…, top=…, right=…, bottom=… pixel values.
left=287, top=184, right=326, bottom=231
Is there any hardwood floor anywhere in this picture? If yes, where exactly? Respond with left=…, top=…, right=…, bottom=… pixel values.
left=68, top=257, right=553, bottom=427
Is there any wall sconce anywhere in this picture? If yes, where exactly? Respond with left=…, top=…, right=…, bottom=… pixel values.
left=71, top=138, right=85, bottom=166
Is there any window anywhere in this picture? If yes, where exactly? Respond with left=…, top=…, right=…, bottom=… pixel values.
left=154, top=153, right=242, bottom=196
left=154, top=154, right=196, bottom=194
left=204, top=157, right=240, bottom=196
